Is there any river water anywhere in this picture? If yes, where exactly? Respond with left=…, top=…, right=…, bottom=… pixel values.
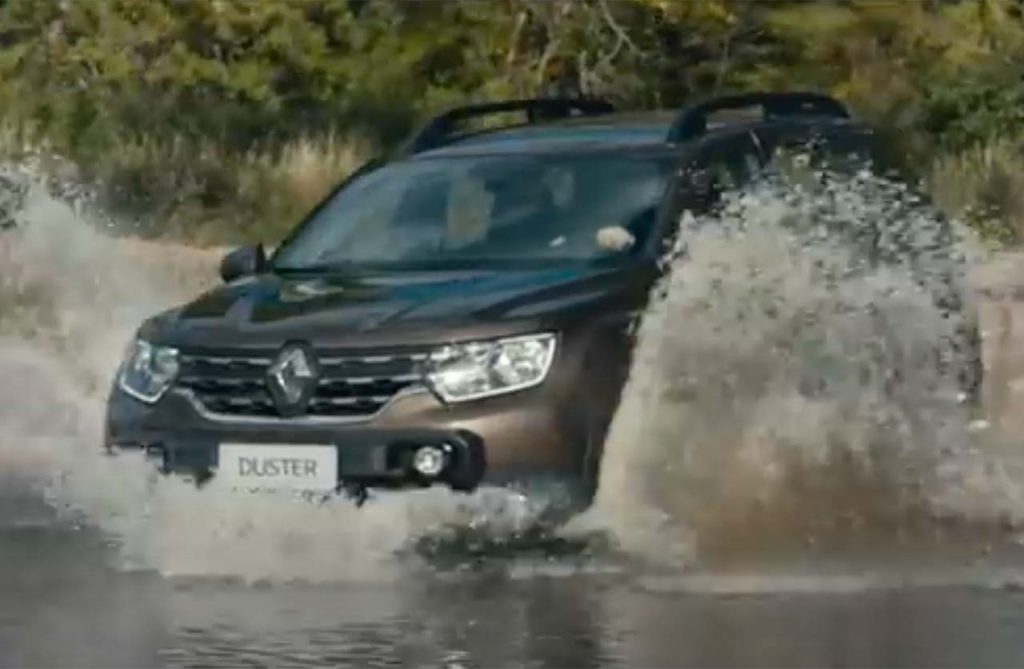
left=6, top=173, right=1024, bottom=667
left=7, top=510, right=1024, bottom=668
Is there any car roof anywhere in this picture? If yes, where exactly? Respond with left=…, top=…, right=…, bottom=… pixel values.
left=409, top=110, right=863, bottom=160
left=408, top=112, right=674, bottom=158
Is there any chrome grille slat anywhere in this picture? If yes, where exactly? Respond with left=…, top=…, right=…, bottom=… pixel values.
left=192, top=357, right=270, bottom=365
left=176, top=348, right=425, bottom=419
left=328, top=376, right=376, bottom=385
left=310, top=395, right=394, bottom=406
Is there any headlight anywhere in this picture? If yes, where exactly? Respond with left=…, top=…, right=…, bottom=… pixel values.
left=118, top=339, right=179, bottom=403
left=426, top=333, right=556, bottom=402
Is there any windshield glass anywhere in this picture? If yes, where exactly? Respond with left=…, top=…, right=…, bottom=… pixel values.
left=272, top=153, right=673, bottom=271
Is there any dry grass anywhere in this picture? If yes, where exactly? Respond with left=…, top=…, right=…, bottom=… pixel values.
left=113, top=237, right=223, bottom=292
left=88, top=133, right=371, bottom=246
left=249, top=134, right=369, bottom=216
left=928, top=138, right=1024, bottom=245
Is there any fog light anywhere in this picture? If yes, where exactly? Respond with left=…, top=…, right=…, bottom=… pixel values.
left=412, top=445, right=447, bottom=477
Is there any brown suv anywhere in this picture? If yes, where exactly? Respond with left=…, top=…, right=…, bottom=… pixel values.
left=104, top=92, right=981, bottom=507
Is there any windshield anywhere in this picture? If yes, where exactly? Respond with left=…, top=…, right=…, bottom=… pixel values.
left=272, top=153, right=673, bottom=271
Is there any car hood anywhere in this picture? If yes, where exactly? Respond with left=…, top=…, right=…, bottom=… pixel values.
left=141, top=264, right=650, bottom=350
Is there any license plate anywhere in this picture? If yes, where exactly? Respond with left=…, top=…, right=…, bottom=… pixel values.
left=217, top=444, right=337, bottom=492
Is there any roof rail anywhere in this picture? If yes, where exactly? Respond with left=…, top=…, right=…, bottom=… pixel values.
left=405, top=98, right=616, bottom=154
left=666, top=91, right=849, bottom=143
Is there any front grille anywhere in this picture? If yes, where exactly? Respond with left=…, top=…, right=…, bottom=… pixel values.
left=176, top=349, right=428, bottom=419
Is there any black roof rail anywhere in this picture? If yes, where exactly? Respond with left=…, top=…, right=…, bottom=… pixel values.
left=666, top=91, right=849, bottom=144
left=406, top=98, right=616, bottom=154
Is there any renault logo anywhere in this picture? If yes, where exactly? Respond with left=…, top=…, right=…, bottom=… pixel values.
left=266, top=344, right=318, bottom=417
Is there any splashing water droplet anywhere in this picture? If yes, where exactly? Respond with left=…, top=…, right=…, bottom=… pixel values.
left=587, top=169, right=1024, bottom=568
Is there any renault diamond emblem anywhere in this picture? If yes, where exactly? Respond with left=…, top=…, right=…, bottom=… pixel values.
left=266, top=344, right=318, bottom=417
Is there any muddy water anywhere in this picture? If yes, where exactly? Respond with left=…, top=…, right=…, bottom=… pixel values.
left=6, top=180, right=1024, bottom=666
left=7, top=508, right=1024, bottom=668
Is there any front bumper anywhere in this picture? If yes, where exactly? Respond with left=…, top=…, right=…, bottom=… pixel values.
left=104, top=381, right=595, bottom=495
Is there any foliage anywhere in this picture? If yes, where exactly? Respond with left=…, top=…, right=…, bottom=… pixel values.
left=0, top=0, right=1022, bottom=243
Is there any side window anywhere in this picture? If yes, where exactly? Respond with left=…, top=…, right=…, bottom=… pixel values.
left=680, top=133, right=764, bottom=213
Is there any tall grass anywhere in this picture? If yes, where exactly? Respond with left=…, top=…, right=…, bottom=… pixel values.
left=928, top=139, right=1024, bottom=246
left=91, top=133, right=371, bottom=246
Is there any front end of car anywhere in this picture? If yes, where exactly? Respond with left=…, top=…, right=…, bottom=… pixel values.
left=105, top=321, right=627, bottom=506
left=104, top=131, right=671, bottom=508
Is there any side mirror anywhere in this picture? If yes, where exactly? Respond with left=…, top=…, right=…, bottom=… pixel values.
left=219, top=244, right=267, bottom=283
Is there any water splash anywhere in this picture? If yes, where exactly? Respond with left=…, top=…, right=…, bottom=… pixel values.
left=588, top=169, right=1024, bottom=567
left=0, top=171, right=564, bottom=583
left=5, top=158, right=1024, bottom=583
